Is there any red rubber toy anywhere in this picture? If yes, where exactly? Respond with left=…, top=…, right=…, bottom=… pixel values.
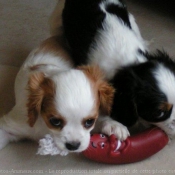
left=82, top=127, right=169, bottom=164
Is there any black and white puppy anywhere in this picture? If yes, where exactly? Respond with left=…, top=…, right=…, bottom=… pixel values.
left=111, top=51, right=175, bottom=136
left=62, top=0, right=147, bottom=80
left=52, top=0, right=175, bottom=136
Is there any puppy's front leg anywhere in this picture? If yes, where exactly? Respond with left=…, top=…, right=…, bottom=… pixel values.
left=0, top=106, right=25, bottom=150
left=93, top=116, right=130, bottom=141
left=0, top=128, right=18, bottom=150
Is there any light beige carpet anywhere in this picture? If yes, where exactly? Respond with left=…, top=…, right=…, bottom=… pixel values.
left=0, top=0, right=175, bottom=175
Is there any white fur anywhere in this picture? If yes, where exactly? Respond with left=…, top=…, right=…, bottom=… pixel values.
left=88, top=2, right=147, bottom=80
left=100, top=0, right=124, bottom=10
left=93, top=116, right=130, bottom=141
left=54, top=70, right=95, bottom=119
left=153, top=63, right=175, bottom=136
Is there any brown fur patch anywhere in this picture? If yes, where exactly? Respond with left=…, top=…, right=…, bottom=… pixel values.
left=98, top=81, right=115, bottom=115
left=27, top=71, right=67, bottom=130
left=159, top=102, right=173, bottom=111
left=40, top=86, right=66, bottom=130
left=27, top=72, right=56, bottom=127
left=78, top=65, right=115, bottom=115
left=78, top=65, right=105, bottom=82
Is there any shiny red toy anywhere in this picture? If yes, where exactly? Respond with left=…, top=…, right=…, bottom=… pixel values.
left=82, top=127, right=169, bottom=164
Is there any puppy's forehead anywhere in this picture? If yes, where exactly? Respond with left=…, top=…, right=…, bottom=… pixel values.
left=53, top=70, right=96, bottom=119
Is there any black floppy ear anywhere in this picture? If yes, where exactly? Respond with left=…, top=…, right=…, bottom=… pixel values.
left=110, top=68, right=141, bottom=127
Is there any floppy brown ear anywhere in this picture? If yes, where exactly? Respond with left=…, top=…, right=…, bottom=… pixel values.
left=27, top=72, right=45, bottom=127
left=27, top=72, right=55, bottom=127
left=78, top=65, right=115, bottom=115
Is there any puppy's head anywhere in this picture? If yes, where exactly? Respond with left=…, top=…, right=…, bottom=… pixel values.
left=134, top=52, right=175, bottom=135
left=27, top=65, right=114, bottom=152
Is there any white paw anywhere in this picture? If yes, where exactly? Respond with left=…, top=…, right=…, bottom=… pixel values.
left=101, top=120, right=130, bottom=141
left=0, top=129, right=10, bottom=150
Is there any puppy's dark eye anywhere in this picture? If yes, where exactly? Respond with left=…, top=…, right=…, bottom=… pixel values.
left=84, top=119, right=95, bottom=129
left=50, top=117, right=63, bottom=127
left=157, top=111, right=165, bottom=119
left=153, top=110, right=165, bottom=119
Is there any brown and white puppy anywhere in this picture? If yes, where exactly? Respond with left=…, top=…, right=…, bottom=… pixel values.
left=0, top=36, right=125, bottom=156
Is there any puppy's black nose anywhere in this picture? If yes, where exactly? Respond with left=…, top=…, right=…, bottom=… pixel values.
left=65, top=142, right=80, bottom=151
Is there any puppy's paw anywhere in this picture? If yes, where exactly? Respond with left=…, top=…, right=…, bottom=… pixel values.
left=101, top=120, right=130, bottom=141
left=0, top=129, right=11, bottom=150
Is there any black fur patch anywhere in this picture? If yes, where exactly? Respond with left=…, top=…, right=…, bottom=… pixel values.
left=106, top=3, right=131, bottom=29
left=143, top=50, right=175, bottom=76
left=62, top=0, right=105, bottom=65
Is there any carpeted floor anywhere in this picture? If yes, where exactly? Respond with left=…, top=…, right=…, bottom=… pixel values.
left=0, top=0, right=175, bottom=174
